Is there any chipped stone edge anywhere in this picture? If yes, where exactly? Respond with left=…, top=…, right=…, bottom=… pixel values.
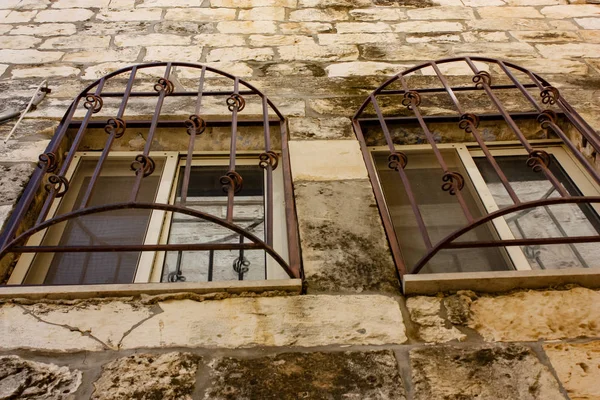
left=403, top=269, right=600, bottom=295
left=0, top=279, right=303, bottom=302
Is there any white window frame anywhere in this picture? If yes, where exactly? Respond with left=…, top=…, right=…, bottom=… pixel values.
left=9, top=151, right=289, bottom=285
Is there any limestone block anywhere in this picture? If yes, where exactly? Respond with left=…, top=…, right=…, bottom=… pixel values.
left=289, top=8, right=349, bottom=21
left=541, top=4, right=600, bottom=18
left=0, top=64, right=7, bottom=77
left=51, top=0, right=110, bottom=7
left=280, top=22, right=333, bottom=33
left=0, top=0, right=20, bottom=8
left=92, top=353, right=199, bottom=400
left=289, top=140, right=366, bottom=181
left=204, top=351, right=406, bottom=400
left=299, top=0, right=371, bottom=5
left=0, top=304, right=104, bottom=352
left=406, top=296, right=466, bottom=343
left=216, top=21, right=277, bottom=34
left=40, top=35, right=111, bottom=50
left=359, top=43, right=451, bottom=61
left=0, top=163, right=34, bottom=205
left=478, top=6, right=544, bottom=18
left=23, top=301, right=155, bottom=350
left=34, top=9, right=94, bottom=22
left=308, top=96, right=365, bottom=116
left=11, top=65, right=80, bottom=78
left=548, top=20, right=579, bottom=30
left=115, top=33, right=190, bottom=47
left=467, top=18, right=549, bottom=31
left=248, top=34, right=314, bottom=46
left=453, top=42, right=537, bottom=58
left=0, top=35, right=41, bottom=49
left=544, top=341, right=600, bottom=400
left=0, top=355, right=81, bottom=399
left=349, top=8, right=407, bottom=21
left=407, top=6, right=475, bottom=19
left=508, top=58, right=588, bottom=74
left=207, top=47, right=274, bottom=62
left=537, top=43, right=600, bottom=58
left=279, top=44, right=358, bottom=61
left=508, top=0, right=560, bottom=4
left=193, top=34, right=246, bottom=47
left=211, top=0, right=297, bottom=6
left=144, top=46, right=202, bottom=63
left=262, top=62, right=325, bottom=76
left=165, top=8, right=237, bottom=21
left=288, top=116, right=353, bottom=139
left=3, top=10, right=37, bottom=23
left=138, top=0, right=203, bottom=6
left=0, top=25, right=11, bottom=35
left=9, top=23, right=77, bottom=36
left=581, top=30, right=600, bottom=43
left=120, top=295, right=407, bottom=348
left=294, top=180, right=399, bottom=293
left=393, top=21, right=464, bottom=33
left=511, top=30, right=581, bottom=42
left=238, top=6, right=286, bottom=20
left=336, top=22, right=393, bottom=33
left=411, top=344, right=566, bottom=400
left=468, top=288, right=600, bottom=342
left=108, top=0, right=135, bottom=9
left=318, top=33, right=398, bottom=45
left=461, top=0, right=506, bottom=5
left=97, top=9, right=163, bottom=21
left=408, top=33, right=461, bottom=43
left=81, top=21, right=154, bottom=35
left=63, top=48, right=140, bottom=62
left=575, top=18, right=600, bottom=29
left=325, top=61, right=406, bottom=77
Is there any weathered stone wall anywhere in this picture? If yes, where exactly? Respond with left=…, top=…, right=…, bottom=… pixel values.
left=1, top=0, right=600, bottom=398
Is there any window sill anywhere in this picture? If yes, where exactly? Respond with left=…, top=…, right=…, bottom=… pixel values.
left=403, top=269, right=600, bottom=295
left=0, top=279, right=303, bottom=301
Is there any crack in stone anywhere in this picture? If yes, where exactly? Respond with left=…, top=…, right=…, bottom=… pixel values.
left=17, top=305, right=111, bottom=350
left=117, top=303, right=164, bottom=350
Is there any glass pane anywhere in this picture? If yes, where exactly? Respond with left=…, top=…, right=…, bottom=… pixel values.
left=475, top=154, right=600, bottom=270
left=375, top=150, right=512, bottom=274
left=162, top=165, right=266, bottom=282
left=29, top=159, right=164, bottom=285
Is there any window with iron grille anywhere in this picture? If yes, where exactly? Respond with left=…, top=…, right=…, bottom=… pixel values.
left=0, top=63, right=301, bottom=286
left=353, top=57, right=600, bottom=282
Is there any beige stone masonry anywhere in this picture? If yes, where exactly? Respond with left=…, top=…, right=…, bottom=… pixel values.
left=279, top=22, right=333, bottom=33
left=469, top=288, right=600, bottom=342
left=406, top=296, right=467, bottom=343
left=349, top=8, right=407, bottom=21
left=279, top=43, right=359, bottom=61
left=193, top=34, right=246, bottom=48
left=393, top=21, right=464, bottom=33
left=97, top=9, right=163, bottom=21
left=288, top=116, right=353, bottom=139
left=119, top=295, right=407, bottom=349
left=144, top=46, right=202, bottom=63
left=9, top=23, right=77, bottom=36
left=0, top=49, right=63, bottom=63
left=207, top=47, right=274, bottom=62
left=298, top=0, right=371, bottom=6
left=537, top=43, right=600, bottom=58
left=216, top=21, right=278, bottom=34
left=114, top=33, right=191, bottom=47
left=3, top=10, right=37, bottom=23
left=335, top=22, right=393, bottom=33
left=575, top=18, right=600, bottom=29
left=238, top=7, right=286, bottom=20
left=0, top=35, right=41, bottom=49
left=318, top=33, right=398, bottom=45
left=40, top=35, right=111, bottom=50
left=248, top=34, right=314, bottom=46
left=510, top=30, right=581, bottom=42
left=407, top=6, right=475, bottom=20
left=467, top=18, right=549, bottom=31
left=51, top=0, right=111, bottom=8
left=289, top=8, right=349, bottom=21
left=541, top=4, right=600, bottom=18
left=211, top=0, right=297, bottom=6
left=478, top=6, right=545, bottom=18
left=34, top=9, right=94, bottom=22
left=409, top=34, right=462, bottom=43
left=289, top=140, right=368, bottom=181
left=0, top=64, right=8, bottom=77
left=11, top=65, right=80, bottom=78
left=165, top=8, right=237, bottom=21
left=138, top=0, right=203, bottom=6
left=544, top=341, right=600, bottom=400
left=325, top=61, right=406, bottom=77
left=63, top=48, right=140, bottom=62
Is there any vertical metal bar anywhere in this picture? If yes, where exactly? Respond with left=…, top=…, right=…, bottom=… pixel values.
left=225, top=78, right=240, bottom=223
left=129, top=63, right=172, bottom=202
left=430, top=61, right=520, bottom=205
left=464, top=57, right=570, bottom=197
left=262, top=96, right=274, bottom=246
left=181, top=66, right=206, bottom=206
left=208, top=250, right=214, bottom=282
left=370, top=96, right=433, bottom=249
left=80, top=67, right=138, bottom=209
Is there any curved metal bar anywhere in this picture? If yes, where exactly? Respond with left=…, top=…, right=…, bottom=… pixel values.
left=0, top=202, right=296, bottom=279
left=410, top=196, right=600, bottom=274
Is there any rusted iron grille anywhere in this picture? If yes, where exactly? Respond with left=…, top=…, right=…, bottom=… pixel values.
left=352, top=56, right=600, bottom=277
left=0, top=62, right=302, bottom=283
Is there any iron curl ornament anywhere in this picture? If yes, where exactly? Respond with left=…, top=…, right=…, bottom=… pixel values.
left=184, top=114, right=207, bottom=136
left=537, top=109, right=557, bottom=130
left=401, top=91, right=421, bottom=110
left=226, top=94, right=246, bottom=112
left=541, top=86, right=560, bottom=105
left=441, top=171, right=465, bottom=195
left=458, top=113, right=480, bottom=133
left=472, top=71, right=492, bottom=89
left=259, top=151, right=279, bottom=170
left=220, top=170, right=243, bottom=194
left=37, top=152, right=57, bottom=172
left=526, top=149, right=551, bottom=173
left=154, top=77, right=174, bottom=95
left=388, top=152, right=408, bottom=171
left=105, top=118, right=126, bottom=138
left=83, top=94, right=103, bottom=113
left=130, top=154, right=156, bottom=177
left=45, top=175, right=69, bottom=198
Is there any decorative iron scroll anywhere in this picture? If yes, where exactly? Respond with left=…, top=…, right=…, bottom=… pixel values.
left=352, top=57, right=600, bottom=278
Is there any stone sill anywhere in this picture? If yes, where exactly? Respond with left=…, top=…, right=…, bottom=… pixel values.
left=403, top=269, right=600, bottom=295
left=0, top=279, right=303, bottom=301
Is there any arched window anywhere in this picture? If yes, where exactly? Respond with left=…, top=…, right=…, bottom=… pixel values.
left=353, top=57, right=600, bottom=287
left=0, top=62, right=301, bottom=286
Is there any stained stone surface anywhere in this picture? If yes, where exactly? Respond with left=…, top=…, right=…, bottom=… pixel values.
left=91, top=352, right=200, bottom=400
left=410, top=344, right=566, bottom=400
left=544, top=341, right=600, bottom=400
left=204, top=350, right=406, bottom=400
left=0, top=162, right=35, bottom=204
left=406, top=296, right=466, bottom=343
left=0, top=355, right=81, bottom=399
left=294, top=179, right=399, bottom=293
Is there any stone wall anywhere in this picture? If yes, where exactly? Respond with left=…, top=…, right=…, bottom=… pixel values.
left=1, top=0, right=600, bottom=398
